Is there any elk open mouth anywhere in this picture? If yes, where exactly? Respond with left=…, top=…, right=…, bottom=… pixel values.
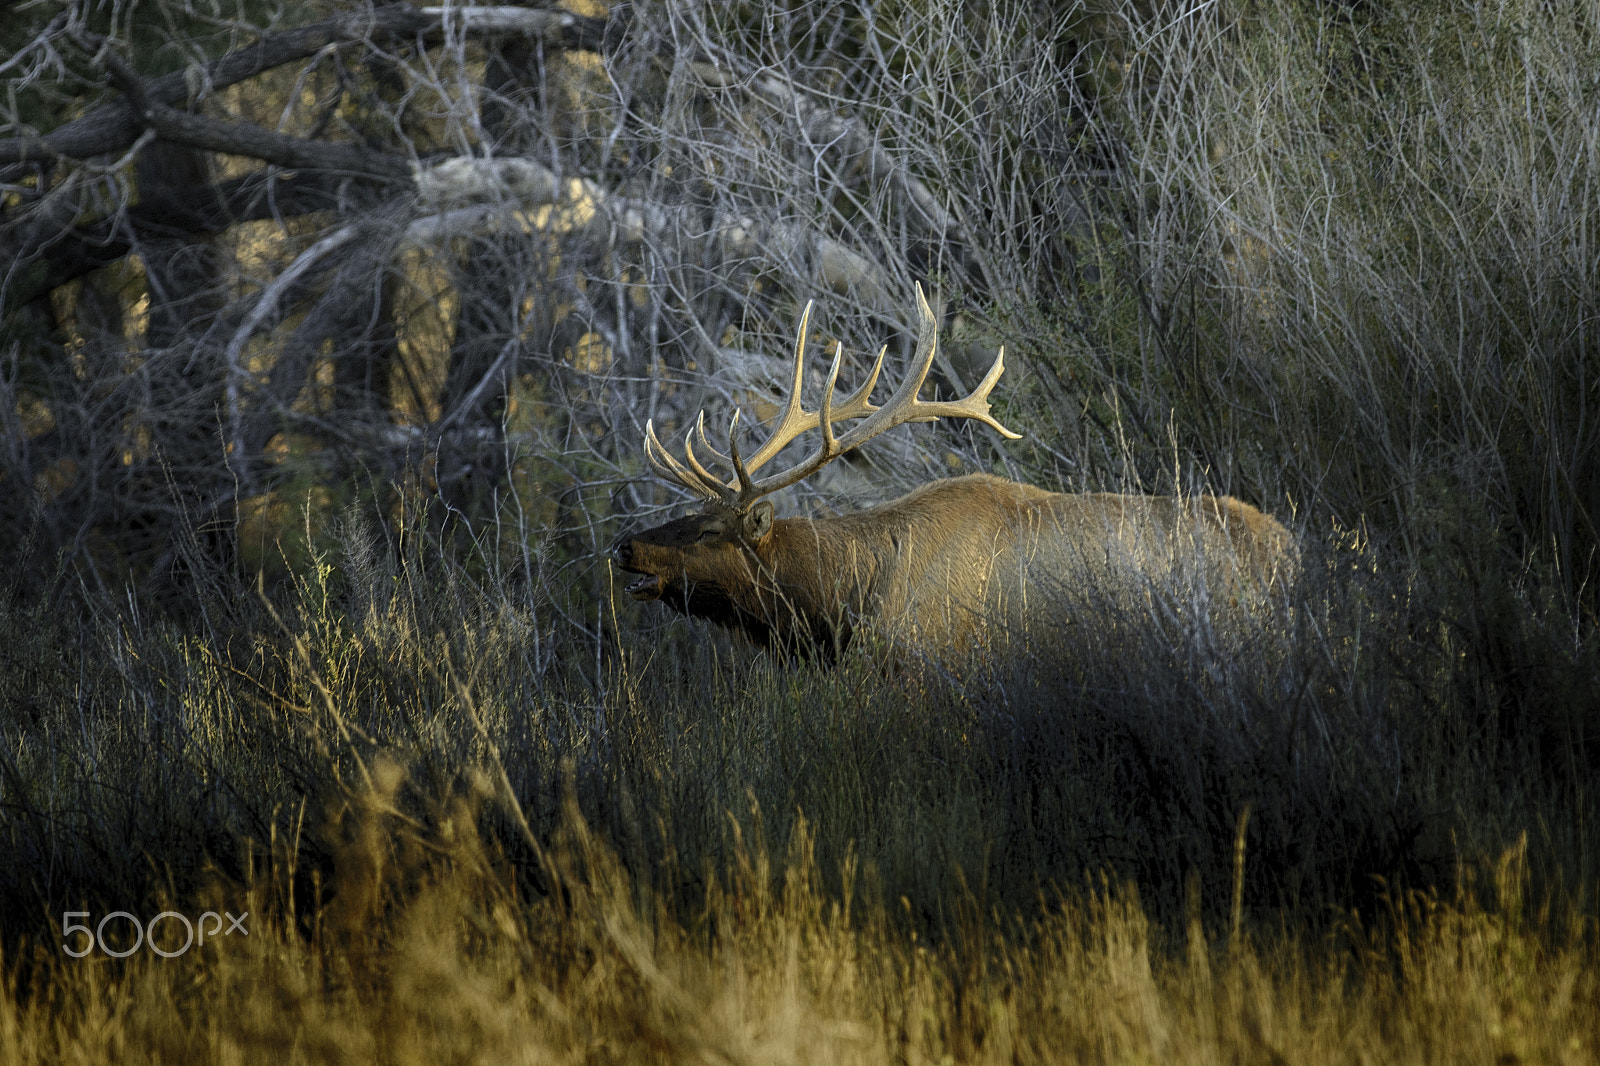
left=623, top=573, right=664, bottom=601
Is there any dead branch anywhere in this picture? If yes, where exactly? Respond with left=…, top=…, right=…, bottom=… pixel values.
left=407, top=157, right=890, bottom=300
left=0, top=2, right=606, bottom=169
left=82, top=29, right=410, bottom=181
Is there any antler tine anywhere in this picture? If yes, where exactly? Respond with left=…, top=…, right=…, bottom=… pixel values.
left=818, top=341, right=842, bottom=457
left=643, top=421, right=695, bottom=493
left=727, top=284, right=1020, bottom=501
left=827, top=282, right=1021, bottom=456
left=642, top=285, right=1018, bottom=507
left=737, top=340, right=886, bottom=476
left=728, top=309, right=887, bottom=488
left=682, top=413, right=736, bottom=497
left=731, top=301, right=820, bottom=479
left=835, top=343, right=886, bottom=421
left=692, top=411, right=733, bottom=472
left=726, top=410, right=757, bottom=499
left=899, top=340, right=1022, bottom=439
left=644, top=419, right=729, bottom=501
left=731, top=338, right=851, bottom=500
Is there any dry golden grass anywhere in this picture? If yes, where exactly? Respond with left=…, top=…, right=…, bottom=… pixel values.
left=2, top=767, right=1592, bottom=1066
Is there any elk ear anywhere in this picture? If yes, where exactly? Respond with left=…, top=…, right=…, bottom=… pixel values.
left=743, top=500, right=775, bottom=543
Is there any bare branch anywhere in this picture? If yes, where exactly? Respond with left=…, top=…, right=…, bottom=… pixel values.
left=0, top=2, right=607, bottom=169
left=12, top=170, right=364, bottom=301
left=221, top=222, right=365, bottom=487
left=408, top=157, right=891, bottom=299
left=690, top=61, right=966, bottom=244
left=83, top=30, right=411, bottom=181
left=418, top=6, right=603, bottom=40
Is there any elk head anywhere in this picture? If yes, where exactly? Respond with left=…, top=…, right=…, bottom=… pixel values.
left=612, top=285, right=1021, bottom=650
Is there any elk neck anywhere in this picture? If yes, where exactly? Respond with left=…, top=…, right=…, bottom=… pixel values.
left=740, top=512, right=884, bottom=653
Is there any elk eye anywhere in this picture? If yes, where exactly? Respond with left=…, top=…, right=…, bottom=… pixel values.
left=697, top=527, right=721, bottom=542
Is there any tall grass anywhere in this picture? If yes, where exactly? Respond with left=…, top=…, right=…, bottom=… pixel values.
left=0, top=502, right=1594, bottom=1061
left=1019, top=0, right=1600, bottom=735
left=0, top=716, right=1593, bottom=1063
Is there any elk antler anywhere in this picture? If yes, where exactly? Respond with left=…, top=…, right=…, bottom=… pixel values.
left=643, top=283, right=1021, bottom=507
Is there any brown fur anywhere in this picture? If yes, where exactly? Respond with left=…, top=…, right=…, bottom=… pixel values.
left=614, top=474, right=1295, bottom=662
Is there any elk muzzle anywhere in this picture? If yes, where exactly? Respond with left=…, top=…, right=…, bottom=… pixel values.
left=612, top=537, right=666, bottom=601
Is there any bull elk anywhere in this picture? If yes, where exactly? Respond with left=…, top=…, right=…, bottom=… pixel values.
left=613, top=287, right=1294, bottom=662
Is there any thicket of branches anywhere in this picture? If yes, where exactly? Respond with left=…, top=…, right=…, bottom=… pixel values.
left=0, top=0, right=1093, bottom=596
left=5, top=0, right=1596, bottom=616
